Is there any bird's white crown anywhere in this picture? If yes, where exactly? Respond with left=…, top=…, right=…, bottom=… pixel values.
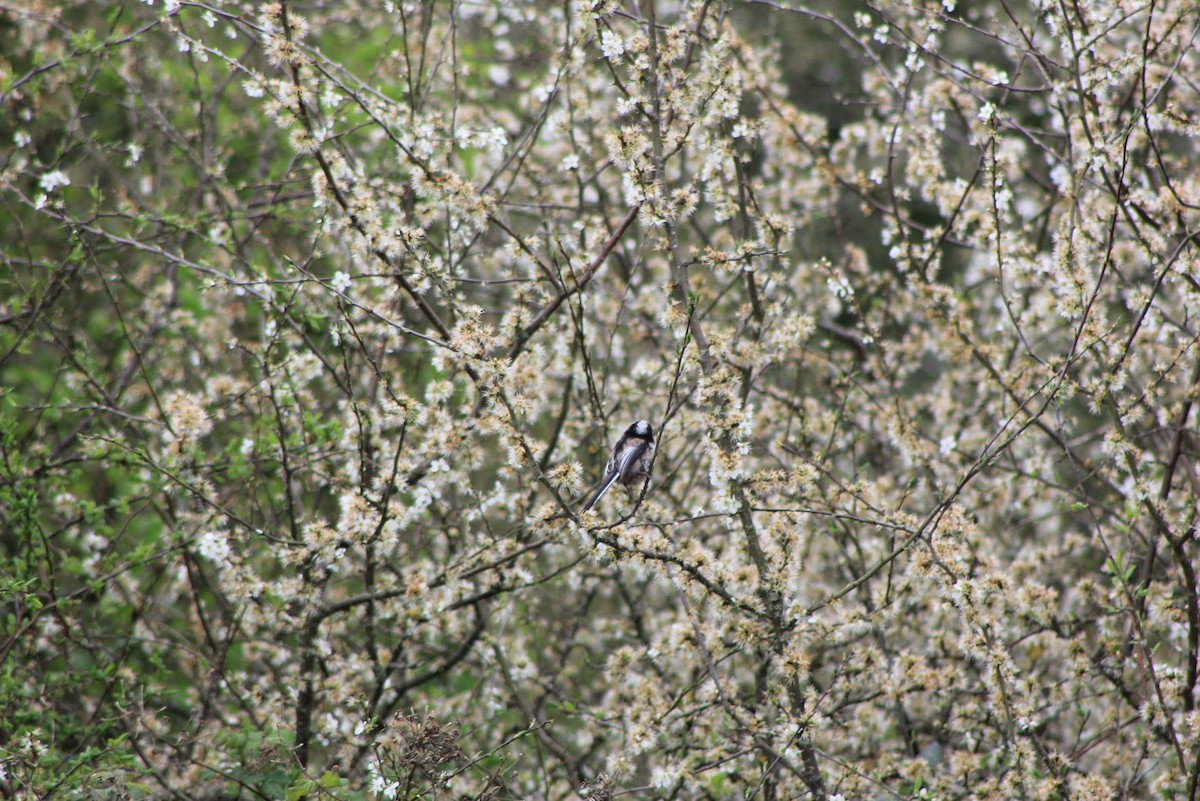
left=634, top=420, right=651, bottom=435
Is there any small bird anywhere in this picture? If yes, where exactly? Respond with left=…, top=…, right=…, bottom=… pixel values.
left=581, top=420, right=655, bottom=513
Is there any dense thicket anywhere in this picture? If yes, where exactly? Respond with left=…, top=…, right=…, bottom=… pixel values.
left=2, top=0, right=1199, bottom=798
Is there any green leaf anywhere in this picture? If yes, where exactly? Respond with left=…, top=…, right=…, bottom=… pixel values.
left=285, top=778, right=316, bottom=801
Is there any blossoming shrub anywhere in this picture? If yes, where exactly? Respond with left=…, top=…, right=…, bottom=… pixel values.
left=2, top=0, right=1198, bottom=798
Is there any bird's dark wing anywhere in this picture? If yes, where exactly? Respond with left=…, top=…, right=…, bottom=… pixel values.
left=613, top=438, right=650, bottom=480
left=582, top=437, right=652, bottom=513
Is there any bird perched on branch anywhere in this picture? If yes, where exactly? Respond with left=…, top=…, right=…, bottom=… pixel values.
left=581, top=420, right=654, bottom=513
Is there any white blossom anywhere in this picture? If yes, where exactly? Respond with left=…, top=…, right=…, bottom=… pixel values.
left=39, top=169, right=70, bottom=192
left=331, top=270, right=352, bottom=293
left=197, top=530, right=232, bottom=566
left=600, top=30, right=624, bottom=60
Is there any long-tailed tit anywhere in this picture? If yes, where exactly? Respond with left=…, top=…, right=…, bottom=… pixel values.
left=581, top=420, right=654, bottom=513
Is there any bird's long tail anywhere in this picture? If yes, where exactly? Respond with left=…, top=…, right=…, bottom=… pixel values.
left=581, top=470, right=620, bottom=512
